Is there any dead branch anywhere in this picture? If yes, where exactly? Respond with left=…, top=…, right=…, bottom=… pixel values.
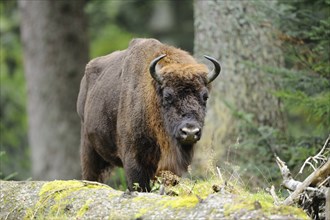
left=283, top=159, right=330, bottom=206
left=275, top=155, right=302, bottom=191
left=274, top=136, right=330, bottom=220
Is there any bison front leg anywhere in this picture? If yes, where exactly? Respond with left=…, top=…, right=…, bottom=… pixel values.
left=123, top=156, right=155, bottom=192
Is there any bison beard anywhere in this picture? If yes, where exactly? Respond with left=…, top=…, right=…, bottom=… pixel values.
left=77, top=38, right=221, bottom=191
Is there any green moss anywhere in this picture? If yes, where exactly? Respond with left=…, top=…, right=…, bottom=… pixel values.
left=24, top=180, right=109, bottom=219
left=108, top=211, right=131, bottom=220
left=132, top=188, right=201, bottom=216
left=276, top=205, right=309, bottom=219
left=132, top=195, right=162, bottom=218
left=108, top=191, right=121, bottom=199
left=167, top=178, right=222, bottom=199
left=132, top=196, right=147, bottom=202
left=224, top=191, right=308, bottom=219
left=159, top=195, right=199, bottom=209
left=190, top=180, right=217, bottom=199
left=156, top=178, right=223, bottom=210
left=164, top=178, right=307, bottom=218
left=77, top=198, right=92, bottom=218
left=134, top=207, right=149, bottom=219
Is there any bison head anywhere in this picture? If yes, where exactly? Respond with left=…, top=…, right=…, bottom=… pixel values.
left=149, top=54, right=221, bottom=146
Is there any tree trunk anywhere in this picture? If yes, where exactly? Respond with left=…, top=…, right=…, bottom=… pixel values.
left=193, top=0, right=285, bottom=166
left=19, top=0, right=89, bottom=180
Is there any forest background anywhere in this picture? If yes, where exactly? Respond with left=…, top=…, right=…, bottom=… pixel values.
left=0, top=0, right=329, bottom=193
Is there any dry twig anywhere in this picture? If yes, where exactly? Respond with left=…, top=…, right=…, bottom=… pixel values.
left=216, top=166, right=224, bottom=182
left=268, top=185, right=280, bottom=205
left=299, top=134, right=330, bottom=175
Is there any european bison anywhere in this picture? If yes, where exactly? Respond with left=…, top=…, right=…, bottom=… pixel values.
left=77, top=38, right=221, bottom=191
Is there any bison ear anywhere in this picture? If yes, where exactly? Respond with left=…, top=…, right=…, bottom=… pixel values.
left=204, top=55, right=221, bottom=84
left=149, top=54, right=166, bottom=84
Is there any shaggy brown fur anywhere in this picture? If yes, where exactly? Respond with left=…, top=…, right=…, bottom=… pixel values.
left=77, top=38, right=216, bottom=191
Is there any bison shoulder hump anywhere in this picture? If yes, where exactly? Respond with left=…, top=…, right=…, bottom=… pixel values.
left=85, top=51, right=124, bottom=87
left=129, top=38, right=161, bottom=49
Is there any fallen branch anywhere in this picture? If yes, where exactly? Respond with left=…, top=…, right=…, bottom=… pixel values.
left=275, top=155, right=302, bottom=191
left=273, top=135, right=330, bottom=220
left=282, top=159, right=330, bottom=205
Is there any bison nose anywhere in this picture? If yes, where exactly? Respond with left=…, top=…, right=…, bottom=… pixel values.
left=179, top=127, right=201, bottom=144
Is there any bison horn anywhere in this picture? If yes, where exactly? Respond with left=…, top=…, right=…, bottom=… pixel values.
left=204, top=55, right=221, bottom=83
left=149, top=54, right=166, bottom=84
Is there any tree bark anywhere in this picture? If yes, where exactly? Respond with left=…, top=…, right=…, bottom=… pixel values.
left=194, top=0, right=285, bottom=164
left=19, top=0, right=89, bottom=180
left=0, top=180, right=307, bottom=220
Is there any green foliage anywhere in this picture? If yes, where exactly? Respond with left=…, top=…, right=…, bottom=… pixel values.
left=85, top=0, right=133, bottom=58
left=276, top=90, right=330, bottom=130
left=221, top=104, right=283, bottom=188
left=223, top=0, right=329, bottom=189
left=89, top=24, right=133, bottom=58
left=0, top=1, right=30, bottom=179
left=276, top=0, right=330, bottom=135
left=115, top=0, right=194, bottom=51
left=223, top=108, right=325, bottom=189
left=254, top=64, right=330, bottom=134
left=0, top=0, right=135, bottom=181
left=0, top=151, right=17, bottom=180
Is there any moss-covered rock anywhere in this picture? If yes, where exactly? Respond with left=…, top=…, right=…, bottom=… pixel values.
left=224, top=190, right=308, bottom=219
left=0, top=180, right=309, bottom=220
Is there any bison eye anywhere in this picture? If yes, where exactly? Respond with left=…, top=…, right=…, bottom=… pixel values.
left=201, top=91, right=209, bottom=103
left=163, top=89, right=174, bottom=105
left=164, top=94, right=173, bottom=104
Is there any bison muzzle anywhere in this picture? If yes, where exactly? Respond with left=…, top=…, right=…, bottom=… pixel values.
left=77, top=38, right=221, bottom=191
